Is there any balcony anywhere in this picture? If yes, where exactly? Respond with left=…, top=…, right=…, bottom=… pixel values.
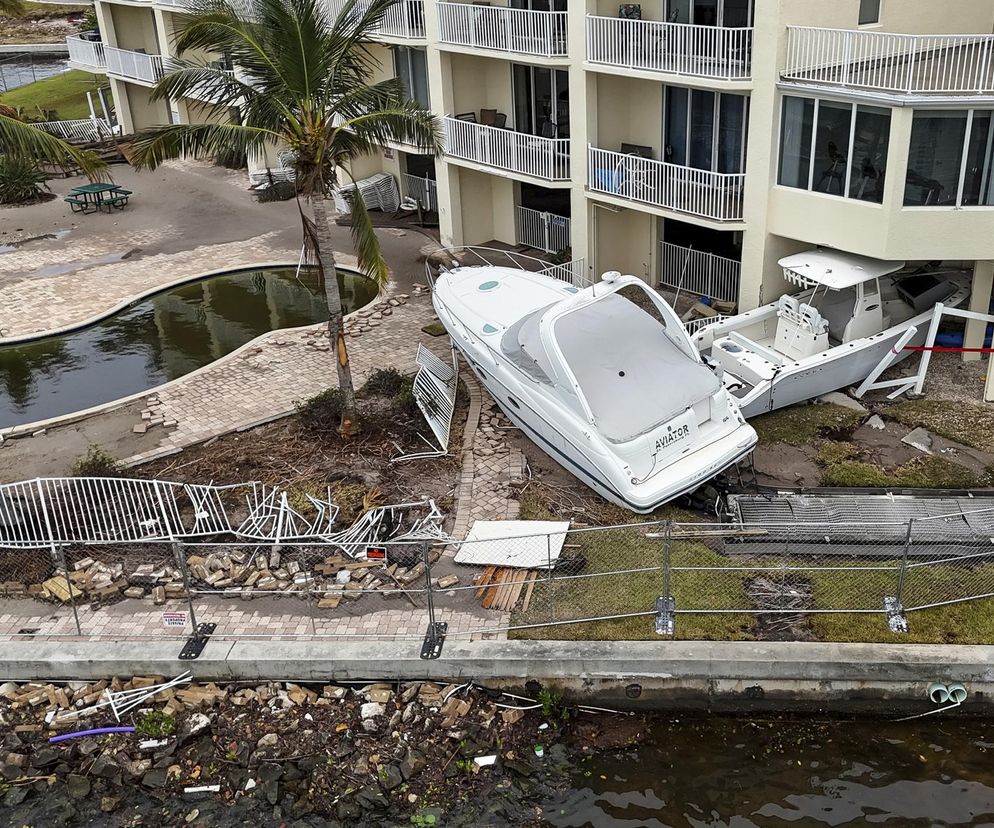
left=437, top=3, right=568, bottom=60
left=586, top=17, right=751, bottom=82
left=588, top=147, right=744, bottom=222
left=324, top=0, right=425, bottom=40
left=783, top=27, right=994, bottom=97
left=444, top=116, right=570, bottom=182
left=66, top=35, right=106, bottom=72
left=105, top=46, right=165, bottom=84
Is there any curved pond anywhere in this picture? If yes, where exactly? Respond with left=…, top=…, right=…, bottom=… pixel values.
left=0, top=266, right=378, bottom=428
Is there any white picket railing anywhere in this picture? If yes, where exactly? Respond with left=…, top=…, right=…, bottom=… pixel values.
left=516, top=205, right=571, bottom=254
left=783, top=27, right=994, bottom=95
left=659, top=242, right=740, bottom=304
left=438, top=2, right=568, bottom=58
left=402, top=173, right=437, bottom=210
left=586, top=16, right=752, bottom=81
left=588, top=146, right=745, bottom=222
left=684, top=314, right=731, bottom=335
left=105, top=46, right=165, bottom=84
left=66, top=36, right=106, bottom=71
left=540, top=258, right=590, bottom=288
left=35, top=118, right=115, bottom=143
left=444, top=116, right=570, bottom=181
left=324, top=0, right=425, bottom=38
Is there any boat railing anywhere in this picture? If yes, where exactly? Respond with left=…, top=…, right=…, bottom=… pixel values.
left=684, top=314, right=731, bottom=336
left=425, top=245, right=588, bottom=288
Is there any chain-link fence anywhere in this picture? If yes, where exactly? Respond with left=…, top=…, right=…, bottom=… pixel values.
left=4, top=509, right=994, bottom=653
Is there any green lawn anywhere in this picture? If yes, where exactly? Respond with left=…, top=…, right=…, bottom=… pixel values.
left=2, top=70, right=107, bottom=122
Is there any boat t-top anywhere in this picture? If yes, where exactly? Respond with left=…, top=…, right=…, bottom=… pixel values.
left=692, top=249, right=970, bottom=418
left=432, top=260, right=758, bottom=513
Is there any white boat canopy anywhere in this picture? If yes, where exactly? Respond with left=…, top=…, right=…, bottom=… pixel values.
left=779, top=249, right=905, bottom=291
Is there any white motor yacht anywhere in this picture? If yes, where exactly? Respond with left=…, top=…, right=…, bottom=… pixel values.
left=691, top=249, right=970, bottom=418
left=432, top=264, right=758, bottom=513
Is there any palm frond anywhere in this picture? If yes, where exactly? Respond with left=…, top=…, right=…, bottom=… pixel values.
left=0, top=112, right=108, bottom=179
left=347, top=103, right=442, bottom=154
left=347, top=189, right=389, bottom=288
left=129, top=121, right=278, bottom=170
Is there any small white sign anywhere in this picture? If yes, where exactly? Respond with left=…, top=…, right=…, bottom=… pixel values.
left=161, top=611, right=187, bottom=628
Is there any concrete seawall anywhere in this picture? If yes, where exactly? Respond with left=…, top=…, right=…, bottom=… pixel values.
left=5, top=639, right=994, bottom=713
left=0, top=43, right=70, bottom=55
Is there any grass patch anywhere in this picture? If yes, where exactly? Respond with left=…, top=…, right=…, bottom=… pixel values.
left=421, top=321, right=447, bottom=337
left=888, top=399, right=994, bottom=453
left=19, top=2, right=88, bottom=18
left=816, top=442, right=987, bottom=489
left=2, top=70, right=106, bottom=121
left=752, top=403, right=864, bottom=446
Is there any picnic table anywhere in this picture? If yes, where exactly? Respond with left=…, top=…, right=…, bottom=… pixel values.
left=64, top=183, right=133, bottom=214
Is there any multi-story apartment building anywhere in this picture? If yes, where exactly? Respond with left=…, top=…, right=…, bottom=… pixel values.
left=66, top=0, right=994, bottom=355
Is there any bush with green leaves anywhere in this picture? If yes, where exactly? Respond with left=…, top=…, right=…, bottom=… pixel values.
left=362, top=368, right=407, bottom=397
left=0, top=155, right=50, bottom=205
left=136, top=710, right=176, bottom=738
left=70, top=444, right=122, bottom=477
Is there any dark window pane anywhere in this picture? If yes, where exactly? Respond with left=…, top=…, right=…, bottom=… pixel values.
left=962, top=112, right=994, bottom=206
left=812, top=100, right=852, bottom=196
left=689, top=89, right=715, bottom=170
left=665, top=86, right=688, bottom=166
left=778, top=95, right=814, bottom=189
left=849, top=105, right=890, bottom=202
left=410, top=48, right=429, bottom=109
left=904, top=111, right=968, bottom=206
left=717, top=94, right=746, bottom=173
left=858, top=0, right=880, bottom=24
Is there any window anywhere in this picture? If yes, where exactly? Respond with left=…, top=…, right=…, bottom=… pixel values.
left=664, top=87, right=748, bottom=173
left=777, top=95, right=891, bottom=203
left=393, top=47, right=429, bottom=109
left=904, top=109, right=994, bottom=207
left=858, top=0, right=880, bottom=25
left=513, top=65, right=569, bottom=137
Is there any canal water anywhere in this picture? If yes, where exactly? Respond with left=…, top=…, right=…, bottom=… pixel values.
left=0, top=266, right=378, bottom=428
left=543, top=715, right=994, bottom=827
left=0, top=55, right=69, bottom=93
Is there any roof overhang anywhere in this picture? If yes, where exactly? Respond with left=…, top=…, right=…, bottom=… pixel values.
left=778, top=249, right=905, bottom=290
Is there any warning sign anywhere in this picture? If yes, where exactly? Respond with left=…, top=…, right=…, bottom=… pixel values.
left=366, top=545, right=388, bottom=562
left=161, top=611, right=187, bottom=628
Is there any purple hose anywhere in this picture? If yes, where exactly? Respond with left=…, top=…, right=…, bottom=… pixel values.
left=49, top=726, right=136, bottom=743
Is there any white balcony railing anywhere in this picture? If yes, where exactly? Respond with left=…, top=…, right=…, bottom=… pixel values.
left=586, top=16, right=752, bottom=81
left=66, top=35, right=106, bottom=71
left=402, top=173, right=437, bottom=210
left=105, top=46, right=165, bottom=84
left=783, top=27, right=994, bottom=95
left=588, top=147, right=745, bottom=222
left=324, top=0, right=425, bottom=38
left=659, top=241, right=740, bottom=304
left=516, top=205, right=571, bottom=254
left=438, top=2, right=568, bottom=58
left=445, top=116, right=570, bottom=181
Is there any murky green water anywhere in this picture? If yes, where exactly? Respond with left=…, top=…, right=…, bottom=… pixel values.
left=545, top=716, right=994, bottom=827
left=0, top=266, right=377, bottom=428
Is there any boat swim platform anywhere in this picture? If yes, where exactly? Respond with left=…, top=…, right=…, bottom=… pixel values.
left=722, top=490, right=994, bottom=556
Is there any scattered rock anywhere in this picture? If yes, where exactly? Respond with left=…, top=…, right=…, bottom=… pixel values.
left=67, top=774, right=91, bottom=799
left=901, top=426, right=934, bottom=454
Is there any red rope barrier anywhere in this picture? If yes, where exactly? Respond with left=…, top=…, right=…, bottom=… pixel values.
left=903, top=346, right=994, bottom=353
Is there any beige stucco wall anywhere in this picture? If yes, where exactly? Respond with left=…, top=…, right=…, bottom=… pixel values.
left=593, top=74, right=663, bottom=158
left=448, top=53, right=513, bottom=120
left=108, top=4, right=160, bottom=54
left=122, top=82, right=170, bottom=131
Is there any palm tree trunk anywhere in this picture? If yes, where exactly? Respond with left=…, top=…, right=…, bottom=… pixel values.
left=311, top=194, right=359, bottom=435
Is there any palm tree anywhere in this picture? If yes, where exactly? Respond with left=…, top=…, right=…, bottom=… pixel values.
left=130, top=0, right=441, bottom=435
left=1, top=105, right=107, bottom=177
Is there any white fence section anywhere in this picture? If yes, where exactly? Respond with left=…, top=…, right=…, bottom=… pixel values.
left=437, top=2, right=568, bottom=57
left=65, top=36, right=106, bottom=70
left=588, top=147, right=745, bottom=222
left=585, top=16, right=752, bottom=81
left=105, top=46, right=165, bottom=84
left=783, top=27, right=994, bottom=95
left=516, top=205, right=571, bottom=254
left=659, top=242, right=741, bottom=304
left=324, top=0, right=425, bottom=38
left=540, top=258, right=590, bottom=288
left=684, top=314, right=731, bottom=335
left=35, top=118, right=114, bottom=143
left=402, top=173, right=438, bottom=210
left=445, top=116, right=570, bottom=181
left=393, top=345, right=458, bottom=462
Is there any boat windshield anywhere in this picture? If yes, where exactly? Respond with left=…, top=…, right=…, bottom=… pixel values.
left=500, top=302, right=558, bottom=384
left=554, top=285, right=720, bottom=442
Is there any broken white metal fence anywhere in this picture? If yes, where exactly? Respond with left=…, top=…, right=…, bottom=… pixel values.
left=402, top=172, right=438, bottom=211
left=659, top=242, right=741, bottom=304
left=35, top=118, right=114, bottom=143
left=393, top=344, right=459, bottom=462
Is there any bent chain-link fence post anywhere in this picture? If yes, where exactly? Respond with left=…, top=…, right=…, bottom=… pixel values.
left=172, top=542, right=199, bottom=635
left=885, top=519, right=914, bottom=633
left=57, top=546, right=82, bottom=637
left=420, top=542, right=446, bottom=658
left=546, top=532, right=555, bottom=623
left=655, top=520, right=675, bottom=635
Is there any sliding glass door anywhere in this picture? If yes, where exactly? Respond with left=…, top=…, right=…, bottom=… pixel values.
left=512, top=65, right=569, bottom=137
left=665, top=86, right=747, bottom=173
left=666, top=0, right=752, bottom=26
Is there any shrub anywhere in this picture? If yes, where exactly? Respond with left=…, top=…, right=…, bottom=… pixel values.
left=70, top=444, right=122, bottom=477
left=136, top=710, right=176, bottom=738
left=255, top=180, right=295, bottom=202
left=362, top=368, right=407, bottom=397
left=0, top=155, right=50, bottom=205
left=295, top=388, right=342, bottom=433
